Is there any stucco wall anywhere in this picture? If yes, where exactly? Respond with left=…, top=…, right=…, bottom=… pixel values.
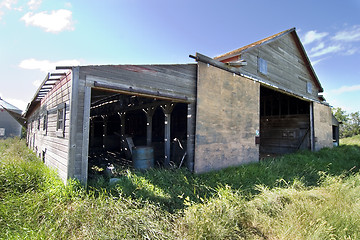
left=313, top=102, right=333, bottom=151
left=194, top=62, right=260, bottom=173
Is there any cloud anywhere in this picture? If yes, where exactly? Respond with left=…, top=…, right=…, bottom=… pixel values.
left=332, top=25, right=360, bottom=42
left=310, top=45, right=342, bottom=58
left=302, top=30, right=328, bottom=45
left=5, top=98, right=28, bottom=111
left=32, top=79, right=42, bottom=88
left=310, top=42, right=325, bottom=53
left=0, top=0, right=18, bottom=9
left=310, top=57, right=327, bottom=66
left=27, top=0, right=41, bottom=10
left=19, top=58, right=81, bottom=73
left=330, top=84, right=360, bottom=95
left=65, top=2, right=72, bottom=8
left=21, top=9, right=74, bottom=33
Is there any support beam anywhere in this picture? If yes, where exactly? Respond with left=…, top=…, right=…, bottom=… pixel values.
left=186, top=102, right=196, bottom=171
left=118, top=112, right=126, bottom=137
left=102, top=115, right=108, bottom=149
left=81, top=86, right=91, bottom=184
left=310, top=102, right=315, bottom=151
left=161, top=103, right=175, bottom=167
left=143, top=106, right=156, bottom=146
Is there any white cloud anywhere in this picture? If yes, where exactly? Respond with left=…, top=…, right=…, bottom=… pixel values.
left=21, top=9, right=74, bottom=33
left=32, top=79, right=42, bottom=88
left=19, top=58, right=81, bottom=73
left=344, top=48, right=358, bottom=55
left=332, top=25, right=360, bottom=42
left=27, top=0, right=41, bottom=10
left=302, top=30, right=328, bottom=45
left=311, top=57, right=327, bottom=66
left=310, top=45, right=342, bottom=58
left=6, top=98, right=28, bottom=111
left=0, top=0, right=18, bottom=9
left=310, top=42, right=325, bottom=53
left=330, top=84, right=360, bottom=95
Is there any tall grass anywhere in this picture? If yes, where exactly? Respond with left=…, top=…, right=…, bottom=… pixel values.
left=1, top=136, right=360, bottom=239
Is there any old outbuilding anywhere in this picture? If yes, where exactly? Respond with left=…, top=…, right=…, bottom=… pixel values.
left=0, top=98, right=23, bottom=139
left=25, top=28, right=337, bottom=183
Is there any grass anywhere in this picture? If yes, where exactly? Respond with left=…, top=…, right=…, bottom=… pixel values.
left=1, top=136, right=360, bottom=239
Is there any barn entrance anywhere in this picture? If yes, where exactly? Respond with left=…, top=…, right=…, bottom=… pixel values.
left=88, top=88, right=189, bottom=177
left=260, top=86, right=311, bottom=157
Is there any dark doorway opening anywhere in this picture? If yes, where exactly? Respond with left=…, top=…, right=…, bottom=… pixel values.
left=88, top=88, right=189, bottom=178
left=260, top=86, right=311, bottom=157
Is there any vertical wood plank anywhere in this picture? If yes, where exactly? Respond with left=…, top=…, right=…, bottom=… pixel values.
left=80, top=85, right=91, bottom=184
left=67, top=67, right=79, bottom=180
left=164, top=113, right=171, bottom=166
left=186, top=102, right=196, bottom=171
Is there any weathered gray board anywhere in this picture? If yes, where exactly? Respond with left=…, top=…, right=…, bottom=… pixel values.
left=194, top=62, right=260, bottom=173
left=225, top=33, right=321, bottom=101
left=71, top=64, right=198, bottom=182
left=0, top=110, right=22, bottom=138
left=313, top=102, right=333, bottom=151
left=260, top=114, right=310, bottom=154
left=26, top=73, right=72, bottom=182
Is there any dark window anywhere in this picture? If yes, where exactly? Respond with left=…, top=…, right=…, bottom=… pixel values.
left=56, top=103, right=66, bottom=137
left=43, top=112, right=48, bottom=135
left=258, top=57, right=267, bottom=75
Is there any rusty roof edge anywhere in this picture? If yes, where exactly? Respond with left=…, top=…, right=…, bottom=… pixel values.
left=215, top=28, right=296, bottom=61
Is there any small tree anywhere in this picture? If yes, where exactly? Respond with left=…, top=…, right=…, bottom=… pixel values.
left=332, top=107, right=360, bottom=138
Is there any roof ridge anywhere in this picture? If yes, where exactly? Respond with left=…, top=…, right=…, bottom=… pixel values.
left=215, top=28, right=295, bottom=60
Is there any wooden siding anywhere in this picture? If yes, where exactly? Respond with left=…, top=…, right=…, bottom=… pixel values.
left=26, top=72, right=72, bottom=183
left=69, top=64, right=197, bottom=182
left=194, top=62, right=260, bottom=173
left=238, top=34, right=320, bottom=100
left=80, top=64, right=197, bottom=101
left=260, top=114, right=310, bottom=154
left=313, top=102, right=333, bottom=151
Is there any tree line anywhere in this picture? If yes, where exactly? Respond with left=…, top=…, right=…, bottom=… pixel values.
left=332, top=107, right=360, bottom=138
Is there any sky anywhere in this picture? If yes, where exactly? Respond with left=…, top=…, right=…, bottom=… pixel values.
left=0, top=0, right=359, bottom=113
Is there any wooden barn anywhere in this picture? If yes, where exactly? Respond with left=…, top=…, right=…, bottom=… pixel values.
left=0, top=98, right=23, bottom=139
left=24, top=28, right=338, bottom=183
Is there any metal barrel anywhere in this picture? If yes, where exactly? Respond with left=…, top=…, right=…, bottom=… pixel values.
left=132, top=146, right=154, bottom=170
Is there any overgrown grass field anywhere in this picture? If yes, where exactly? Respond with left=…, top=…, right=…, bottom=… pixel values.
left=1, top=137, right=360, bottom=239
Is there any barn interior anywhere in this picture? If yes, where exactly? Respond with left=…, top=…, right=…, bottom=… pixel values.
left=88, top=88, right=188, bottom=176
left=260, top=86, right=311, bottom=156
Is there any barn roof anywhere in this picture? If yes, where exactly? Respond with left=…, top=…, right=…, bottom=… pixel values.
left=0, top=98, right=21, bottom=112
left=214, top=28, right=324, bottom=93
left=0, top=98, right=25, bottom=126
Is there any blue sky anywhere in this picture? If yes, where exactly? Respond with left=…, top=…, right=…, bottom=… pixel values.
left=0, top=0, right=359, bottom=113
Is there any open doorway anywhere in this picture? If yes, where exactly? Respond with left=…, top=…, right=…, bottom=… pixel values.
left=260, top=86, right=311, bottom=157
left=87, top=88, right=189, bottom=178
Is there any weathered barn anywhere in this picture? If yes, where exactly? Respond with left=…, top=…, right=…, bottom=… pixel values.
left=0, top=98, right=23, bottom=139
left=25, top=28, right=338, bottom=183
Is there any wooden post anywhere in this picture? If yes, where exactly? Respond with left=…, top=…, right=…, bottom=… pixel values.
left=118, top=112, right=126, bottom=137
left=81, top=85, right=91, bottom=184
left=90, top=118, right=95, bottom=147
left=187, top=102, right=196, bottom=171
left=310, top=102, right=315, bottom=151
left=161, top=103, right=175, bottom=167
left=102, top=115, right=108, bottom=149
left=143, top=107, right=156, bottom=146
